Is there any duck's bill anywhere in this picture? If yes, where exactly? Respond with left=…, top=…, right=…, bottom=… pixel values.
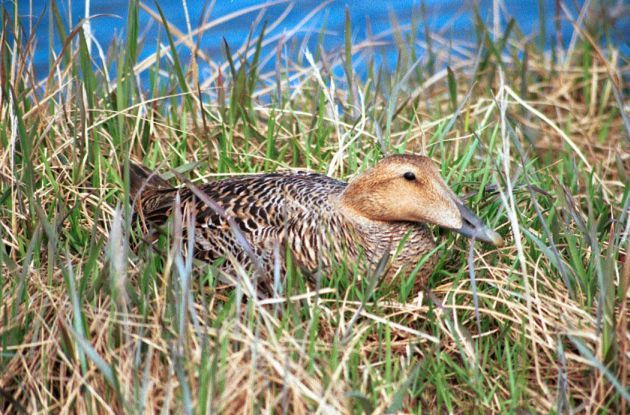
left=454, top=202, right=504, bottom=247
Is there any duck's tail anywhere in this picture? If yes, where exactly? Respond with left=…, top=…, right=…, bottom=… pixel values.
left=128, top=161, right=171, bottom=200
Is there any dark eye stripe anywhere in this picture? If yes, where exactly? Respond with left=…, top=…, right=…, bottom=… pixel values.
left=403, top=172, right=416, bottom=181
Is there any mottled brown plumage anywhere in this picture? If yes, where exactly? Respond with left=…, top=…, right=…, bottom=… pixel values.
left=129, top=155, right=503, bottom=290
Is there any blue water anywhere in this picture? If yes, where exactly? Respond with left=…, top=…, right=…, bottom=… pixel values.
left=11, top=0, right=626, bottom=81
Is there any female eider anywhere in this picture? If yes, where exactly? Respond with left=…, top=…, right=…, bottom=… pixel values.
left=129, top=155, right=503, bottom=289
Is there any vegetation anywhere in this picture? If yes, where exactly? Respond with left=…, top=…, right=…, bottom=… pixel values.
left=0, top=1, right=628, bottom=413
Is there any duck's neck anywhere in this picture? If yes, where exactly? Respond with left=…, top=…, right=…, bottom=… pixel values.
left=333, top=193, right=436, bottom=271
left=334, top=194, right=416, bottom=249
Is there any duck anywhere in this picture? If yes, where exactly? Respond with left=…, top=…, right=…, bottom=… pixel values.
left=128, top=154, right=503, bottom=291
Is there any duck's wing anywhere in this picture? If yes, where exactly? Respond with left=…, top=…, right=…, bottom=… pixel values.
left=128, top=164, right=346, bottom=274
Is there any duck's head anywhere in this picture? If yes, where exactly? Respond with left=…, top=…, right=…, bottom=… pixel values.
left=340, top=154, right=504, bottom=246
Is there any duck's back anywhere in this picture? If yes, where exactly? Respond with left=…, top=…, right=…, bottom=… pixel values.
left=136, top=170, right=345, bottom=226
left=131, top=165, right=348, bottom=273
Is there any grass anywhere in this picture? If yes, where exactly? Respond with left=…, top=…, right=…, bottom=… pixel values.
left=1, top=0, right=628, bottom=413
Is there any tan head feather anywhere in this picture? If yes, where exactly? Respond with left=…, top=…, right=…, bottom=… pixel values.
left=340, top=155, right=462, bottom=228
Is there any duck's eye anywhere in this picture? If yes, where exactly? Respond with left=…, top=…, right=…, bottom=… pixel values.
left=403, top=172, right=416, bottom=181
